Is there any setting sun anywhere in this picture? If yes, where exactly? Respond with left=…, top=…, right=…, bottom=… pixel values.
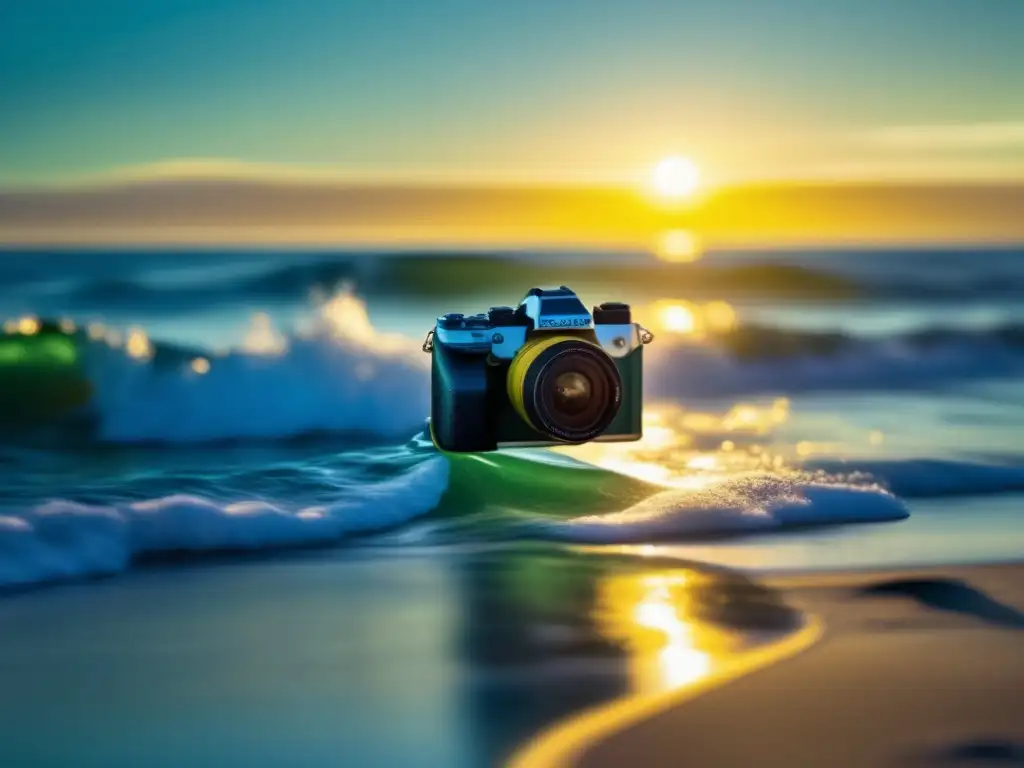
left=652, top=156, right=700, bottom=199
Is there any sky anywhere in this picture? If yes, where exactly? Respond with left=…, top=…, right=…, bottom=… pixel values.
left=3, top=0, right=1024, bottom=188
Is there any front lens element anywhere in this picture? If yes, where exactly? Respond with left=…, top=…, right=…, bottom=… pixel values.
left=552, top=371, right=593, bottom=416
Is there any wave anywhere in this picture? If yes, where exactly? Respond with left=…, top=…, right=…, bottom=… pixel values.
left=41, top=254, right=861, bottom=311
left=0, top=456, right=450, bottom=589
left=7, top=444, right=1024, bottom=591
left=81, top=319, right=1024, bottom=436
left=4, top=302, right=1024, bottom=443
left=804, top=458, right=1024, bottom=498
left=647, top=322, right=1024, bottom=398
left=538, top=473, right=908, bottom=543
left=0, top=294, right=431, bottom=443
left=15, top=247, right=1024, bottom=318
left=84, top=337, right=430, bottom=444
left=0, top=452, right=906, bottom=591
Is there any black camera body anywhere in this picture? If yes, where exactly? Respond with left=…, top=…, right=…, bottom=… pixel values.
left=424, top=286, right=653, bottom=453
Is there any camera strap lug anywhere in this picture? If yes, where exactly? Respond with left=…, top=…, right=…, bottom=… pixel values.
left=422, top=328, right=435, bottom=353
left=638, top=325, right=655, bottom=345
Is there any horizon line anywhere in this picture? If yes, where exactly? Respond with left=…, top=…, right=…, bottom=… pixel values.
left=4, top=157, right=1024, bottom=194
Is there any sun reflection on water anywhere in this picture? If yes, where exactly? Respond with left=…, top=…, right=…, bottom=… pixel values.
left=594, top=570, right=734, bottom=694
left=555, top=398, right=796, bottom=489
left=641, top=299, right=738, bottom=341
left=4, top=316, right=42, bottom=336
left=125, top=327, right=153, bottom=361
left=655, top=229, right=702, bottom=263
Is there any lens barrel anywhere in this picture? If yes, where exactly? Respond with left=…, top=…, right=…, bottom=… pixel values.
left=507, top=335, right=622, bottom=443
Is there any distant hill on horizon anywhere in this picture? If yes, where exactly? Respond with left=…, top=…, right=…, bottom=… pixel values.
left=2, top=174, right=1022, bottom=249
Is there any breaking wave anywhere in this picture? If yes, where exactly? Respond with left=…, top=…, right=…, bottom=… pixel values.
left=3, top=295, right=1024, bottom=443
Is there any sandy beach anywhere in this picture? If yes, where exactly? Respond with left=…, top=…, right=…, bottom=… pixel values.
left=1, top=539, right=1021, bottom=768
left=557, top=562, right=1024, bottom=768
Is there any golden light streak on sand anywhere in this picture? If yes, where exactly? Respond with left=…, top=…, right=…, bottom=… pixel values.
left=508, top=566, right=823, bottom=768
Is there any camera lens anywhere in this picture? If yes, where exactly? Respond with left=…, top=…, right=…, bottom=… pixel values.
left=552, top=371, right=593, bottom=416
left=507, top=336, right=622, bottom=443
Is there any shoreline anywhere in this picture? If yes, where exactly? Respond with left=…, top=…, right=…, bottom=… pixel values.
left=508, top=614, right=824, bottom=768
left=3, top=538, right=1022, bottom=767
left=512, top=559, right=1024, bottom=768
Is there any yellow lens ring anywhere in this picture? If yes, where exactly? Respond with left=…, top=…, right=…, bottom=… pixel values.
left=507, top=334, right=622, bottom=442
left=506, top=334, right=582, bottom=430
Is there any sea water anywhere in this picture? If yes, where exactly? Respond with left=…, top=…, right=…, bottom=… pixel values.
left=0, top=246, right=1022, bottom=766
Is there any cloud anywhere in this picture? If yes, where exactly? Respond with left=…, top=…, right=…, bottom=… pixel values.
left=806, top=157, right=1024, bottom=182
left=864, top=122, right=1024, bottom=151
left=4, top=157, right=635, bottom=193
left=6, top=158, right=429, bottom=191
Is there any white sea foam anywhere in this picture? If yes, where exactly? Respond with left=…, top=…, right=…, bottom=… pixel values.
left=76, top=309, right=1024, bottom=443
left=0, top=456, right=450, bottom=589
left=542, top=473, right=909, bottom=543
left=81, top=290, right=431, bottom=443
left=7, top=452, right=1023, bottom=591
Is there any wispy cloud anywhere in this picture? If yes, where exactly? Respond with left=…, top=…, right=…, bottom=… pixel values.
left=864, top=122, right=1024, bottom=150
left=1, top=158, right=640, bottom=193
left=807, top=157, right=1024, bottom=183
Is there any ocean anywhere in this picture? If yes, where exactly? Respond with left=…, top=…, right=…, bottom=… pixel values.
left=1, top=245, right=1023, bottom=766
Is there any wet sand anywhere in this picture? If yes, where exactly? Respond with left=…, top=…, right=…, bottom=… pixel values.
left=0, top=546, right=798, bottom=768
left=5, top=545, right=1019, bottom=768
left=571, top=562, right=1024, bottom=768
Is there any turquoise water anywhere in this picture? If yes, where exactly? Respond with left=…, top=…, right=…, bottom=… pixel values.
left=2, top=248, right=1024, bottom=584
left=1, top=247, right=1024, bottom=766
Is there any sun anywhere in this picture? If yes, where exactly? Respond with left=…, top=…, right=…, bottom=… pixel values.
left=652, top=156, right=700, bottom=200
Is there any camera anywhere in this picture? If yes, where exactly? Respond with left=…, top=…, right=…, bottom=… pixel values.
left=423, top=286, right=654, bottom=452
